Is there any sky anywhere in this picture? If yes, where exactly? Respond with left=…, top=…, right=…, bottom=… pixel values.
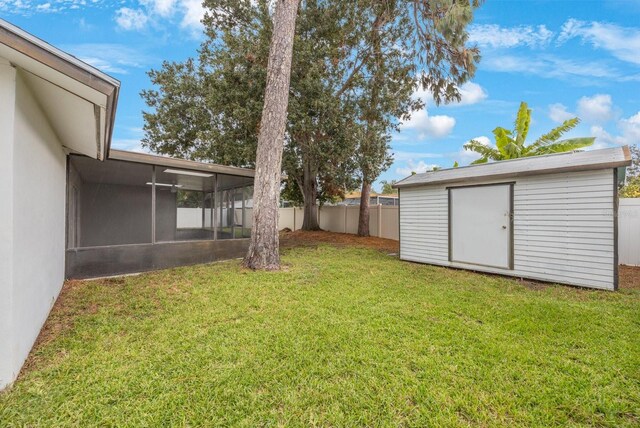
left=1, top=0, right=639, bottom=192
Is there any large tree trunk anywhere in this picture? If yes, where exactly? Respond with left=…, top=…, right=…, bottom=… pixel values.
left=244, top=0, right=300, bottom=270
left=301, top=157, right=320, bottom=230
left=356, top=14, right=384, bottom=238
left=357, top=179, right=371, bottom=236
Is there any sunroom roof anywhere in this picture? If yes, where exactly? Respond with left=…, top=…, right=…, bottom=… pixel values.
left=109, top=150, right=255, bottom=178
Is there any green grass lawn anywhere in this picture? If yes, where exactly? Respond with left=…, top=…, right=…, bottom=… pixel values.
left=1, top=245, right=639, bottom=427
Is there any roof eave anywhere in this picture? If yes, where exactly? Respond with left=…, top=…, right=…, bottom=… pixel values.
left=102, top=85, right=119, bottom=160
left=394, top=158, right=632, bottom=189
left=0, top=19, right=120, bottom=160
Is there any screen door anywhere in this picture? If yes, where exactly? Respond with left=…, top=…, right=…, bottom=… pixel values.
left=449, top=184, right=512, bottom=269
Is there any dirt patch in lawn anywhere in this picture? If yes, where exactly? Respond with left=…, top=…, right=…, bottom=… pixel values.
left=19, top=277, right=127, bottom=375
left=281, top=230, right=640, bottom=291
left=620, top=265, right=640, bottom=290
left=19, top=280, right=85, bottom=373
left=280, top=229, right=399, bottom=253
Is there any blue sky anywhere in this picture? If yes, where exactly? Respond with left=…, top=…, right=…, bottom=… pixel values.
left=1, top=0, right=639, bottom=191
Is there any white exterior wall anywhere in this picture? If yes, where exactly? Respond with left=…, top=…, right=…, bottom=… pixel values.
left=400, top=169, right=616, bottom=290
left=0, top=68, right=67, bottom=389
left=0, top=59, right=17, bottom=390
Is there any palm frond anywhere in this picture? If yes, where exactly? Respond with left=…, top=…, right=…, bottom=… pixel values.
left=531, top=137, right=595, bottom=156
left=503, top=141, right=521, bottom=159
left=463, top=139, right=501, bottom=163
left=492, top=127, right=513, bottom=157
left=514, top=102, right=531, bottom=147
left=525, top=117, right=580, bottom=155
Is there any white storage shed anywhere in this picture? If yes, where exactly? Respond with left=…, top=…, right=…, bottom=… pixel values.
left=394, top=147, right=632, bottom=291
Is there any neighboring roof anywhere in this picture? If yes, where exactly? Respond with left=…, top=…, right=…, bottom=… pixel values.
left=109, top=149, right=255, bottom=178
left=394, top=146, right=632, bottom=189
left=0, top=19, right=119, bottom=160
left=344, top=191, right=398, bottom=199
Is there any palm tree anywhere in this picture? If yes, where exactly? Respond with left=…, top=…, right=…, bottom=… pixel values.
left=463, top=102, right=595, bottom=164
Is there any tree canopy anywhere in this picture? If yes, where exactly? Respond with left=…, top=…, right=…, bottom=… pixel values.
left=141, top=0, right=483, bottom=230
left=625, top=144, right=639, bottom=179
left=620, top=176, right=640, bottom=198
left=380, top=180, right=398, bottom=194
left=620, top=144, right=640, bottom=198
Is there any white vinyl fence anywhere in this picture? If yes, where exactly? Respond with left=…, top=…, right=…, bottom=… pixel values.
left=178, top=200, right=639, bottom=265
left=177, top=208, right=246, bottom=228
left=278, top=205, right=399, bottom=241
left=619, top=198, right=640, bottom=266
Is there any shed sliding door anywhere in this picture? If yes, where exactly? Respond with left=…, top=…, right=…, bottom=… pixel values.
left=449, top=183, right=513, bottom=269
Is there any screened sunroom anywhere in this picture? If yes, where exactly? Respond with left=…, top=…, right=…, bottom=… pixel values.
left=65, top=150, right=254, bottom=278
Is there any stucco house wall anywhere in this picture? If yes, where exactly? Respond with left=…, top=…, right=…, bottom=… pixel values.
left=0, top=58, right=17, bottom=391
left=0, top=64, right=67, bottom=389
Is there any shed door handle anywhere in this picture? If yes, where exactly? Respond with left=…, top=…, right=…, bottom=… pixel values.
left=502, top=225, right=507, bottom=229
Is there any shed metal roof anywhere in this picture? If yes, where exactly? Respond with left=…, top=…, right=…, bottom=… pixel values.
left=394, top=146, right=632, bottom=189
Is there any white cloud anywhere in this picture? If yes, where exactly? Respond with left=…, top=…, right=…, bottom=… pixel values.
left=63, top=43, right=153, bottom=74
left=77, top=57, right=129, bottom=74
left=548, top=103, right=575, bottom=123
left=111, top=139, right=149, bottom=153
left=180, top=0, right=206, bottom=30
left=618, top=112, right=640, bottom=142
left=590, top=126, right=625, bottom=147
left=0, top=0, right=203, bottom=34
left=400, top=109, right=456, bottom=139
left=577, top=94, right=613, bottom=123
left=456, top=136, right=491, bottom=164
left=392, top=151, right=443, bottom=161
left=590, top=111, right=640, bottom=147
left=469, top=24, right=553, bottom=48
left=456, top=82, right=488, bottom=106
left=0, top=0, right=104, bottom=14
left=559, top=19, right=640, bottom=66
left=396, top=160, right=440, bottom=177
left=414, top=81, right=487, bottom=107
left=0, top=0, right=29, bottom=13
left=78, top=17, right=94, bottom=31
left=116, top=0, right=204, bottom=34
left=115, top=7, right=149, bottom=31
left=482, top=54, right=618, bottom=84
left=470, top=20, right=640, bottom=68
left=469, top=136, right=491, bottom=146
left=141, top=0, right=178, bottom=17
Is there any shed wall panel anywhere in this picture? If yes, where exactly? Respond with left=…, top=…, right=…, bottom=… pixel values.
left=399, top=186, right=448, bottom=264
left=399, top=169, right=615, bottom=290
left=513, top=170, right=614, bottom=289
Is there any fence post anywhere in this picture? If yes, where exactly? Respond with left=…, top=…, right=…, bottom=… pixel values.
left=344, top=205, right=347, bottom=234
left=378, top=204, right=382, bottom=238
